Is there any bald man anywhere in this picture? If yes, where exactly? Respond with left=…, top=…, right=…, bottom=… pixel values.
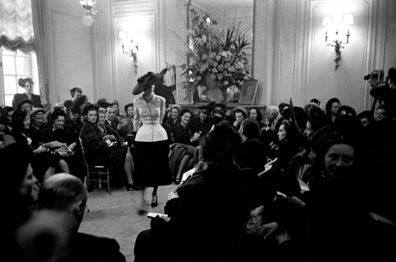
left=37, top=173, right=126, bottom=262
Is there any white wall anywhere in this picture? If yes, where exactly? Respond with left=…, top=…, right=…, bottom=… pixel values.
left=253, top=0, right=393, bottom=112
left=45, top=0, right=94, bottom=105
left=43, top=0, right=396, bottom=111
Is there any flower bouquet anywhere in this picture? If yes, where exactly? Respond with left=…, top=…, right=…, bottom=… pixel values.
left=180, top=8, right=252, bottom=103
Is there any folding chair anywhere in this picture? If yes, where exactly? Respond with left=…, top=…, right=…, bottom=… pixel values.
left=79, top=138, right=111, bottom=194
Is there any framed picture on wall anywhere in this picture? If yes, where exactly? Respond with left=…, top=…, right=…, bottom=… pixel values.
left=238, top=79, right=259, bottom=104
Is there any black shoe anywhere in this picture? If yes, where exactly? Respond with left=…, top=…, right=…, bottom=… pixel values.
left=151, top=195, right=158, bottom=208
left=132, top=185, right=142, bottom=191
left=137, top=208, right=148, bottom=216
left=126, top=183, right=134, bottom=191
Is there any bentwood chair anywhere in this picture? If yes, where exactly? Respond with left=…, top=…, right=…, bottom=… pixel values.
left=79, top=138, right=111, bottom=194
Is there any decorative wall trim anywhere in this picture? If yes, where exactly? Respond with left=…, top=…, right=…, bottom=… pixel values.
left=303, top=0, right=386, bottom=111
left=112, top=0, right=159, bottom=105
left=360, top=0, right=388, bottom=110
left=48, top=8, right=84, bottom=103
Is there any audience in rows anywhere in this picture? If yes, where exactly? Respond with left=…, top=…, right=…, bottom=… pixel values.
left=1, top=83, right=396, bottom=261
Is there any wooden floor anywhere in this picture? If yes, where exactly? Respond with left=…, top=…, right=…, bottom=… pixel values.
left=79, top=184, right=177, bottom=262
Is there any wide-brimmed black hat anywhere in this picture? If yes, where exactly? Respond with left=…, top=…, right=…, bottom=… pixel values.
left=132, top=69, right=168, bottom=95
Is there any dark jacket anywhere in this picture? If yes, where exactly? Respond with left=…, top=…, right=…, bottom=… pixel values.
left=65, top=232, right=126, bottom=262
left=80, top=121, right=125, bottom=169
left=12, top=93, right=42, bottom=109
left=165, top=164, right=250, bottom=262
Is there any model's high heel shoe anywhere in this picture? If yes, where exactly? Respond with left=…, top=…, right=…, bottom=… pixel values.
left=126, top=183, right=134, bottom=191
left=151, top=194, right=158, bottom=208
left=137, top=201, right=148, bottom=215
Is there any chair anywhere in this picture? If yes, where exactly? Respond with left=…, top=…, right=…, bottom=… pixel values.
left=79, top=137, right=111, bottom=194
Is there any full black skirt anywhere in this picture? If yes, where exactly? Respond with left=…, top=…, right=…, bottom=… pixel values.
left=133, top=140, right=172, bottom=187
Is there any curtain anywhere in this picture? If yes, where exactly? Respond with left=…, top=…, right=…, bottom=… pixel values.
left=31, top=0, right=48, bottom=104
left=0, top=0, right=34, bottom=52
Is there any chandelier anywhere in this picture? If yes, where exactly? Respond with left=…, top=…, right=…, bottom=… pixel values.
left=80, top=0, right=97, bottom=27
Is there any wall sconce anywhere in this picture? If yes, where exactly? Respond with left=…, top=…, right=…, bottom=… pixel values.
left=119, top=30, right=139, bottom=74
left=322, top=14, right=354, bottom=70
left=79, top=0, right=97, bottom=27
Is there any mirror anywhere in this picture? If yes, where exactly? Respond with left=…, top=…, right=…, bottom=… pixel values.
left=184, top=0, right=254, bottom=104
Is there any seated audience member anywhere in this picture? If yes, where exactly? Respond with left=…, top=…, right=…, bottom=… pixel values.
left=117, top=103, right=134, bottom=143
left=169, top=109, right=200, bottom=183
left=11, top=109, right=36, bottom=147
left=238, top=183, right=307, bottom=262
left=265, top=103, right=288, bottom=135
left=325, top=97, right=342, bottom=130
left=11, top=109, right=69, bottom=182
left=12, top=77, right=42, bottom=109
left=65, top=106, right=83, bottom=141
left=17, top=99, right=34, bottom=114
left=373, top=105, right=388, bottom=122
left=190, top=106, right=212, bottom=136
left=64, top=87, right=83, bottom=115
left=356, top=110, right=373, bottom=129
left=80, top=103, right=134, bottom=190
left=304, top=103, right=328, bottom=141
left=105, top=103, right=119, bottom=130
left=232, top=106, right=247, bottom=130
left=1, top=143, right=40, bottom=261
left=248, top=107, right=265, bottom=130
left=124, top=102, right=134, bottom=120
left=36, top=173, right=126, bottom=262
left=29, top=108, right=46, bottom=149
left=261, top=105, right=281, bottom=156
left=0, top=105, right=14, bottom=134
left=134, top=121, right=250, bottom=262
left=304, top=132, right=392, bottom=262
left=40, top=108, right=86, bottom=180
left=271, top=119, right=301, bottom=196
left=171, top=109, right=200, bottom=145
left=112, top=100, right=122, bottom=118
left=236, top=119, right=267, bottom=173
left=163, top=104, right=181, bottom=136
left=96, top=98, right=109, bottom=109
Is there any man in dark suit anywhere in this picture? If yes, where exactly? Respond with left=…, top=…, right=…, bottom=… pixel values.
left=105, top=103, right=119, bottom=130
left=35, top=173, right=126, bottom=262
left=12, top=77, right=42, bottom=109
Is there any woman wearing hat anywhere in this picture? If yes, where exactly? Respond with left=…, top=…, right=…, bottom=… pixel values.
left=12, top=78, right=42, bottom=109
left=132, top=72, right=172, bottom=214
left=63, top=87, right=83, bottom=115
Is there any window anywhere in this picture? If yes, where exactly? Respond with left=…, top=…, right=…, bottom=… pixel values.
left=0, top=47, right=40, bottom=106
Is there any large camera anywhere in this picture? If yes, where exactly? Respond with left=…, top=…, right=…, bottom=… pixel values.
left=366, top=68, right=396, bottom=118
left=364, top=69, right=386, bottom=88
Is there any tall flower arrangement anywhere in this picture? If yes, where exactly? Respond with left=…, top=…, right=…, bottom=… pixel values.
left=181, top=8, right=251, bottom=102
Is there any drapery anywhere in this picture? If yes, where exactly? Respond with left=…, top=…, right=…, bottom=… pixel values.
left=0, top=0, right=34, bottom=52
left=31, top=0, right=48, bottom=104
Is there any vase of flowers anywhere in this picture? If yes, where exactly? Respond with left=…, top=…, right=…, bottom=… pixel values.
left=181, top=8, right=251, bottom=104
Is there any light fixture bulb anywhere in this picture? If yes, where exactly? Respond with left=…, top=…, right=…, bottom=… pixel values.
left=344, top=14, right=354, bottom=25
left=119, top=31, right=127, bottom=40
left=322, top=16, right=332, bottom=27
